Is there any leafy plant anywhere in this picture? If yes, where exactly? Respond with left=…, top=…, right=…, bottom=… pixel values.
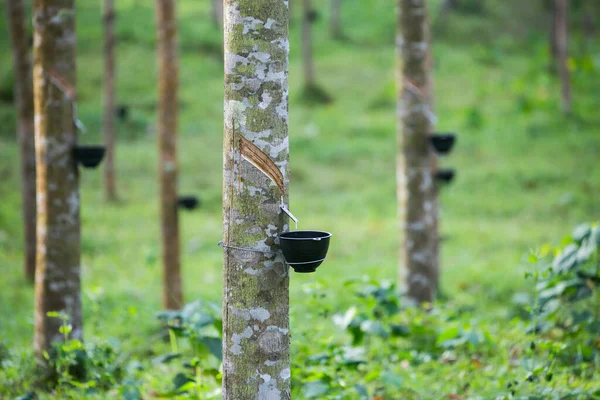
left=154, top=301, right=223, bottom=398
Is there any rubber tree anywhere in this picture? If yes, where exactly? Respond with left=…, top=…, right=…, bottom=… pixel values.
left=212, top=0, right=223, bottom=29
left=222, top=0, right=291, bottom=398
left=103, top=0, right=117, bottom=201
left=156, top=0, right=182, bottom=310
left=397, top=0, right=438, bottom=303
left=302, top=0, right=315, bottom=87
left=555, top=0, right=572, bottom=113
left=330, top=0, right=342, bottom=39
left=33, top=0, right=82, bottom=362
left=6, top=0, right=37, bottom=283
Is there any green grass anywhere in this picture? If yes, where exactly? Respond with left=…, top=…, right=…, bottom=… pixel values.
left=1, top=0, right=600, bottom=398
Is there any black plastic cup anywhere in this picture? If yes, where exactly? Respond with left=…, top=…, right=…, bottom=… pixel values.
left=74, top=145, right=106, bottom=169
left=177, top=196, right=200, bottom=210
left=435, top=169, right=456, bottom=184
left=429, top=133, right=456, bottom=154
left=279, top=230, right=332, bottom=273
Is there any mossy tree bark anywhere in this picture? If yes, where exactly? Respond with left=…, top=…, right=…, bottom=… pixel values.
left=397, top=0, right=438, bottom=303
left=555, top=0, right=572, bottom=114
left=7, top=0, right=37, bottom=284
left=302, top=0, right=315, bottom=87
left=33, top=0, right=82, bottom=362
left=103, top=0, right=117, bottom=201
left=222, top=0, right=291, bottom=398
left=156, top=0, right=182, bottom=310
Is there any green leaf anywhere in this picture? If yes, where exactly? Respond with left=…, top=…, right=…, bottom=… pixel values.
left=303, top=380, right=329, bottom=398
left=333, top=307, right=357, bottom=329
left=572, top=224, right=591, bottom=243
left=436, top=326, right=460, bottom=344
left=172, top=372, right=194, bottom=391
left=199, top=336, right=223, bottom=360
left=354, top=384, right=369, bottom=399
left=120, top=386, right=142, bottom=400
left=552, top=244, right=579, bottom=272
left=360, top=320, right=388, bottom=338
left=151, top=353, right=181, bottom=365
left=382, top=370, right=403, bottom=388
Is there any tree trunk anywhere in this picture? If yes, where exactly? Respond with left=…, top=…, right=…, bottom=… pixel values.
left=302, top=0, right=315, bottom=87
left=212, top=0, right=223, bottom=29
left=103, top=0, right=117, bottom=201
left=397, top=0, right=438, bottom=303
left=330, top=0, right=342, bottom=39
left=222, top=0, right=290, bottom=398
left=6, top=0, right=37, bottom=284
left=33, top=0, right=82, bottom=363
left=555, top=0, right=572, bottom=114
left=581, top=0, right=596, bottom=54
left=156, top=0, right=182, bottom=310
left=549, top=1, right=558, bottom=73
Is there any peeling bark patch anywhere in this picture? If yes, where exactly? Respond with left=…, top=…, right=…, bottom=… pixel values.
left=240, top=135, right=285, bottom=195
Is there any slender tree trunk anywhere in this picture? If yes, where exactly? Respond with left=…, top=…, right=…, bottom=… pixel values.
left=212, top=0, right=223, bottom=29
left=33, top=0, right=82, bottom=363
left=222, top=0, right=290, bottom=398
left=103, top=0, right=117, bottom=201
left=581, top=0, right=596, bottom=54
left=302, top=0, right=315, bottom=87
left=434, top=0, right=457, bottom=32
left=397, top=0, right=438, bottom=303
left=156, top=0, right=182, bottom=310
left=7, top=0, right=37, bottom=284
left=330, top=0, right=342, bottom=39
left=549, top=1, right=558, bottom=73
left=555, top=0, right=572, bottom=113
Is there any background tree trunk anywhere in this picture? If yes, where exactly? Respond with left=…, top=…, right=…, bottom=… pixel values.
left=156, top=0, right=182, bottom=310
left=222, top=0, right=291, bottom=398
left=212, top=0, right=223, bottom=30
left=302, top=0, right=315, bottom=87
left=104, top=0, right=117, bottom=201
left=330, top=0, right=342, bottom=39
left=33, top=0, right=82, bottom=362
left=555, top=0, right=572, bottom=113
left=549, top=1, right=558, bottom=73
left=397, top=0, right=438, bottom=303
left=6, top=0, right=37, bottom=284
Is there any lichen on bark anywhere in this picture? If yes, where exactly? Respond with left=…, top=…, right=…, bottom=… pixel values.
left=222, top=1, right=291, bottom=398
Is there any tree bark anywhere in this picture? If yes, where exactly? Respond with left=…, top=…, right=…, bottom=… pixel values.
left=156, top=0, right=182, bottom=310
left=330, top=0, right=342, bottom=39
left=397, top=0, right=438, bottom=303
left=555, top=0, right=572, bottom=114
left=33, top=0, right=82, bottom=363
left=103, top=0, right=117, bottom=201
left=222, top=0, right=291, bottom=398
left=6, top=0, right=37, bottom=284
left=212, top=0, right=223, bottom=30
left=302, top=0, right=315, bottom=87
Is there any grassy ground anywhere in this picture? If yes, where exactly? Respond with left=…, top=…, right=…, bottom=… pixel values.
left=1, top=0, right=599, bottom=398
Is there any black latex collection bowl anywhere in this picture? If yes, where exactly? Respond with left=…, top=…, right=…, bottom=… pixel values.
left=429, top=133, right=456, bottom=154
left=279, top=230, right=332, bottom=273
left=74, top=145, right=106, bottom=168
left=435, top=169, right=456, bottom=183
left=177, top=196, right=200, bottom=210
